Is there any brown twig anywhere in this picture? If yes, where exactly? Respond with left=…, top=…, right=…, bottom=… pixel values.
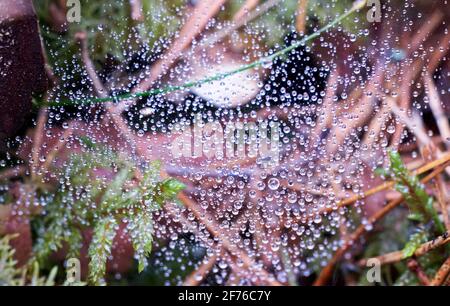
left=318, top=151, right=450, bottom=216
left=435, top=177, right=450, bottom=233
left=359, top=234, right=450, bottom=267
left=327, top=65, right=384, bottom=153
left=183, top=251, right=221, bottom=286
left=407, top=259, right=431, bottom=286
left=427, top=31, right=450, bottom=73
left=296, top=0, right=309, bottom=34
left=233, top=0, right=259, bottom=22
left=201, top=0, right=281, bottom=48
left=391, top=101, right=450, bottom=176
left=430, top=256, right=450, bottom=286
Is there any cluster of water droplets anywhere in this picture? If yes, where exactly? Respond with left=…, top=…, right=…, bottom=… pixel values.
left=1, top=0, right=448, bottom=285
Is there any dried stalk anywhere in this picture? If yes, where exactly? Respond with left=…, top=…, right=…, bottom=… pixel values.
left=359, top=234, right=450, bottom=266
left=327, top=65, right=384, bottom=153
left=391, top=101, right=450, bottom=176
left=202, top=0, right=281, bottom=47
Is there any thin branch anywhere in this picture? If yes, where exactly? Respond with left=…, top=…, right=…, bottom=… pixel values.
left=359, top=234, right=450, bottom=266
left=407, top=259, right=431, bottom=286
left=129, top=0, right=144, bottom=22
left=408, top=11, right=443, bottom=56
left=203, top=0, right=281, bottom=47
left=430, top=256, right=450, bottom=286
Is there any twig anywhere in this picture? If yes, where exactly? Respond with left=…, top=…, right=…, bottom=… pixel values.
left=391, top=102, right=431, bottom=147
left=296, top=0, right=309, bottom=34
left=31, top=108, right=47, bottom=180
left=183, top=251, right=221, bottom=286
left=427, top=31, right=450, bottom=73
left=233, top=0, right=260, bottom=22
left=435, top=178, right=450, bottom=233
left=430, top=256, right=450, bottom=286
left=129, top=0, right=144, bottom=22
left=359, top=234, right=450, bottom=266
left=425, top=73, right=450, bottom=150
left=314, top=159, right=450, bottom=285
left=309, top=71, right=338, bottom=148
left=327, top=64, right=384, bottom=153
left=407, top=259, right=431, bottom=286
left=314, top=197, right=404, bottom=286
left=316, top=151, right=450, bottom=217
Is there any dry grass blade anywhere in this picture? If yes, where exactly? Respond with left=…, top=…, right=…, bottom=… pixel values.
left=407, top=259, right=431, bottom=286
left=233, top=0, right=260, bottom=22
left=200, top=0, right=281, bottom=48
left=391, top=101, right=450, bottom=176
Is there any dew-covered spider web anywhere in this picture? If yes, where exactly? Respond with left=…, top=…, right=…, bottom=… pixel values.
left=1, top=0, right=449, bottom=286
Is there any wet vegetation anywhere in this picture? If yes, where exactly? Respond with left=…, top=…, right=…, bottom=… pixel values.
left=0, top=0, right=449, bottom=286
